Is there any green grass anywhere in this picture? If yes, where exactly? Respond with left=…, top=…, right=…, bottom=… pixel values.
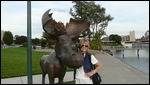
left=64, top=80, right=75, bottom=84
left=1, top=47, right=75, bottom=79
left=1, top=47, right=98, bottom=79
left=1, top=47, right=49, bottom=78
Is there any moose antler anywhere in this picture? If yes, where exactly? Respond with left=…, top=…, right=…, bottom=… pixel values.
left=42, top=9, right=67, bottom=37
left=66, top=17, right=90, bottom=37
left=42, top=9, right=90, bottom=38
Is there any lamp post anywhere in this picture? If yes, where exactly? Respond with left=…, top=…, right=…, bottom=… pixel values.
left=27, top=1, right=32, bottom=84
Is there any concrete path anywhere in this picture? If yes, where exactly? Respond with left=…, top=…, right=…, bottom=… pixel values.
left=1, top=50, right=149, bottom=84
left=1, top=71, right=74, bottom=84
left=95, top=51, right=149, bottom=84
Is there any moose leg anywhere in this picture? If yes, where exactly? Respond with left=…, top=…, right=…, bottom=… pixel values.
left=58, top=71, right=66, bottom=84
left=58, top=77, right=64, bottom=84
left=58, top=66, right=66, bottom=84
left=42, top=73, right=46, bottom=84
left=48, top=75, right=55, bottom=84
left=50, top=78, right=55, bottom=84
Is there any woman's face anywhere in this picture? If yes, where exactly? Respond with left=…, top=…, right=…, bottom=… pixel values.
left=80, top=43, right=89, bottom=53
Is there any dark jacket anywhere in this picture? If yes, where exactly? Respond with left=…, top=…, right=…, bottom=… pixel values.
left=83, top=51, right=92, bottom=73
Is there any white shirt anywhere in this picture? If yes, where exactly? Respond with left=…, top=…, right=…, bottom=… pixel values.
left=75, top=54, right=98, bottom=79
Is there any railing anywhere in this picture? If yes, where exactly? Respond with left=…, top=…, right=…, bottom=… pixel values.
left=102, top=46, right=149, bottom=50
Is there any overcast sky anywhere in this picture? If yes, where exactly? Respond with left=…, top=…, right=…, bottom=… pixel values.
left=1, top=1, right=149, bottom=39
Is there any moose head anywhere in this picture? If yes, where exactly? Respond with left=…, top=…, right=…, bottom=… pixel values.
left=42, top=9, right=90, bottom=68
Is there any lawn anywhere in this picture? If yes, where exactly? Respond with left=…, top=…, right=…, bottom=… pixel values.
left=1, top=47, right=98, bottom=79
left=1, top=47, right=74, bottom=78
left=1, top=47, right=50, bottom=78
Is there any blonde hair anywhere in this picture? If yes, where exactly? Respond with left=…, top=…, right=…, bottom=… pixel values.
left=80, top=39, right=90, bottom=48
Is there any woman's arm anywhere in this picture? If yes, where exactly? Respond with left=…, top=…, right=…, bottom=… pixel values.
left=93, top=62, right=102, bottom=74
left=85, top=61, right=102, bottom=77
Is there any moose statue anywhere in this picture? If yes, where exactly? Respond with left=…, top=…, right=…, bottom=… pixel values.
left=40, top=9, right=90, bottom=84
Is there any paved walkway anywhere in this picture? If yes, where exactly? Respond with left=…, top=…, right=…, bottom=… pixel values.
left=95, top=51, right=149, bottom=84
left=1, top=49, right=149, bottom=84
left=1, top=72, right=73, bottom=84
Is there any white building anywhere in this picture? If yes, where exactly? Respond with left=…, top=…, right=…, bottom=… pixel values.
left=129, top=30, right=135, bottom=41
left=1, top=30, right=5, bottom=42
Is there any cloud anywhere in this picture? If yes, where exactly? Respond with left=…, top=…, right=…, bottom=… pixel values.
left=99, top=1, right=149, bottom=22
left=96, top=1, right=149, bottom=38
left=31, top=2, right=73, bottom=38
left=106, top=20, right=149, bottom=38
left=1, top=1, right=73, bottom=38
left=1, top=1, right=149, bottom=39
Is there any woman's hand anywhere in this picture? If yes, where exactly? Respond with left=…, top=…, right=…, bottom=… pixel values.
left=85, top=70, right=96, bottom=77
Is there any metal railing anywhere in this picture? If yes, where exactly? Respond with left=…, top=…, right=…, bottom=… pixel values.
left=102, top=46, right=149, bottom=50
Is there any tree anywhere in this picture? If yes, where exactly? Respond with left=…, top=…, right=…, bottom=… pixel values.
left=40, top=38, right=47, bottom=49
left=14, top=36, right=27, bottom=45
left=32, top=38, right=40, bottom=45
left=3, top=31, right=13, bottom=45
left=70, top=1, right=113, bottom=41
left=32, top=38, right=40, bottom=49
left=109, top=34, right=122, bottom=45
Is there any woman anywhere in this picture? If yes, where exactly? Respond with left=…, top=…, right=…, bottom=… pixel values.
left=75, top=39, right=102, bottom=84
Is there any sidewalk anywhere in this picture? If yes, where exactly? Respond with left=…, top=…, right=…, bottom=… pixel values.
left=1, top=71, right=74, bottom=84
left=95, top=51, right=149, bottom=84
left=1, top=50, right=149, bottom=84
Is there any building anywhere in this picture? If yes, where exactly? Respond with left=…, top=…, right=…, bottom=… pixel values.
left=121, top=35, right=130, bottom=41
left=143, top=30, right=149, bottom=41
left=136, top=30, right=149, bottom=42
left=145, top=30, right=149, bottom=37
left=121, top=30, right=135, bottom=42
left=132, top=30, right=149, bottom=48
left=1, top=30, right=5, bottom=42
left=129, top=30, right=135, bottom=41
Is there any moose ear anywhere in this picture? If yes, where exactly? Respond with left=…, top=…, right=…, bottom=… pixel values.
left=66, top=17, right=90, bottom=38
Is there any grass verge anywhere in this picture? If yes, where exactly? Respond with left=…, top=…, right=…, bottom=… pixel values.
left=1, top=47, right=49, bottom=78
left=1, top=47, right=98, bottom=79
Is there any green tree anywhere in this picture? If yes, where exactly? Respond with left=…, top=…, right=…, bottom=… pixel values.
left=32, top=38, right=40, bottom=45
left=109, top=34, right=122, bottom=45
left=3, top=31, right=13, bottom=45
left=70, top=1, right=113, bottom=41
left=14, top=36, right=27, bottom=45
left=90, top=39, right=102, bottom=50
left=40, top=38, right=47, bottom=49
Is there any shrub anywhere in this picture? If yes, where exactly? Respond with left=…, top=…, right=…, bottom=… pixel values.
left=90, top=40, right=102, bottom=50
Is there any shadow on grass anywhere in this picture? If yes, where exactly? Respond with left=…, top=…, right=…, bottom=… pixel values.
left=64, top=80, right=75, bottom=84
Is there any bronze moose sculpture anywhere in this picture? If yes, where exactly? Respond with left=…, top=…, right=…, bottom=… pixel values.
left=40, top=9, right=90, bottom=84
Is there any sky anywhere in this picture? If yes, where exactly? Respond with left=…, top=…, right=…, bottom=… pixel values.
left=1, top=1, right=149, bottom=39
